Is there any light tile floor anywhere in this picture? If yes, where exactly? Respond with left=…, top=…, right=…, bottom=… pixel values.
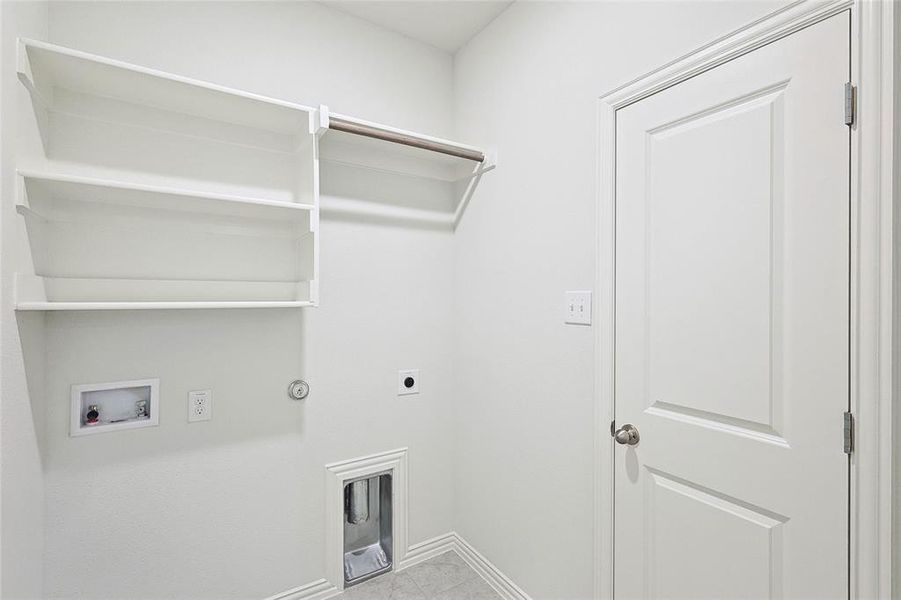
left=342, top=551, right=500, bottom=600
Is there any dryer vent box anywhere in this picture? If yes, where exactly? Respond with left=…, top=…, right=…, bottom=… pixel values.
left=343, top=472, right=393, bottom=587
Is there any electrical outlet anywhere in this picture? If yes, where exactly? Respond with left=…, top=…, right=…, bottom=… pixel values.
left=398, top=370, right=419, bottom=396
left=187, top=390, right=212, bottom=422
left=565, top=291, right=592, bottom=325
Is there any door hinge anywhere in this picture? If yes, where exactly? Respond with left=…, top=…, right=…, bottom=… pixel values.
left=844, top=82, right=856, bottom=126
left=843, top=411, right=854, bottom=455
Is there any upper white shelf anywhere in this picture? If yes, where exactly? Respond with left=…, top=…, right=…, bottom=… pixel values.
left=17, top=38, right=315, bottom=138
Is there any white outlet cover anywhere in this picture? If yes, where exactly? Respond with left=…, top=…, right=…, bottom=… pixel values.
left=565, top=291, right=592, bottom=325
left=188, top=389, right=212, bottom=422
left=398, top=370, right=419, bottom=396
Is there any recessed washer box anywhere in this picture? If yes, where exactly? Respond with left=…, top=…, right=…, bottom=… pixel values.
left=70, top=378, right=159, bottom=437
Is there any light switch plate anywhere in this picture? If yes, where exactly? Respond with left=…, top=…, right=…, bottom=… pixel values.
left=565, top=291, right=592, bottom=325
left=188, top=389, right=212, bottom=422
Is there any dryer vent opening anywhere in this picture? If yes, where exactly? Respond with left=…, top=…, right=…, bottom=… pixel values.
left=343, top=472, right=392, bottom=586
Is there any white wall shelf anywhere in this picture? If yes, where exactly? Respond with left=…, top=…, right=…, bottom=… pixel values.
left=17, top=171, right=315, bottom=221
left=318, top=107, right=495, bottom=183
left=17, top=38, right=319, bottom=206
left=15, top=274, right=316, bottom=312
left=17, top=38, right=315, bottom=149
left=15, top=170, right=317, bottom=310
left=15, top=273, right=315, bottom=310
left=317, top=108, right=494, bottom=229
left=19, top=298, right=314, bottom=312
left=14, top=38, right=320, bottom=311
left=13, top=39, right=496, bottom=310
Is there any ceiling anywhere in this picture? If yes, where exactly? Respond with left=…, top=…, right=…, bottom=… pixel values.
left=321, top=1, right=514, bottom=53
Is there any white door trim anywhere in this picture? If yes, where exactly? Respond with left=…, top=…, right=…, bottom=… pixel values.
left=593, top=1, right=894, bottom=597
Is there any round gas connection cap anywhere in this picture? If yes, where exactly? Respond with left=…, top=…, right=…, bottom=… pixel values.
left=288, top=379, right=310, bottom=400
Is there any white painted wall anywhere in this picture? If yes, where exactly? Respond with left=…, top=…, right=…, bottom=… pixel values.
left=26, top=2, right=456, bottom=598
left=1, top=2, right=48, bottom=598
left=451, top=2, right=785, bottom=597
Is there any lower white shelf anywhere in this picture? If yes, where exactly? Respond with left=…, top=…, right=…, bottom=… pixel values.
left=14, top=170, right=319, bottom=310
left=19, top=300, right=314, bottom=311
left=15, top=274, right=315, bottom=311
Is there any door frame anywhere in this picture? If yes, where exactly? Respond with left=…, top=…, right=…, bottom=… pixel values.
left=593, top=1, right=895, bottom=598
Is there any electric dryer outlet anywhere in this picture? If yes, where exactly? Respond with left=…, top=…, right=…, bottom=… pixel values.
left=397, top=370, right=419, bottom=396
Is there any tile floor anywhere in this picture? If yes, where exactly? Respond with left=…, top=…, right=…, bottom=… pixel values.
left=342, top=551, right=500, bottom=600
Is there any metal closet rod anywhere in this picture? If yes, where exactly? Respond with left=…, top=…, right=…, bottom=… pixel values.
left=329, top=116, right=485, bottom=163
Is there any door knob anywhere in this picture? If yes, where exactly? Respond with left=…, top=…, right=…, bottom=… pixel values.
left=613, top=423, right=640, bottom=446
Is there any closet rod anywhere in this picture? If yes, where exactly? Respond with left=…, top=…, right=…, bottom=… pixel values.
left=329, top=116, right=485, bottom=163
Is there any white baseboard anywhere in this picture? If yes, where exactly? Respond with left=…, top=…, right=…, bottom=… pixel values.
left=449, top=534, right=531, bottom=600
left=397, top=532, right=457, bottom=570
left=266, top=531, right=530, bottom=600
left=264, top=578, right=339, bottom=600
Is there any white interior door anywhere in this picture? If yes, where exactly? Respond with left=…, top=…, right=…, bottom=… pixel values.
left=613, top=12, right=850, bottom=599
